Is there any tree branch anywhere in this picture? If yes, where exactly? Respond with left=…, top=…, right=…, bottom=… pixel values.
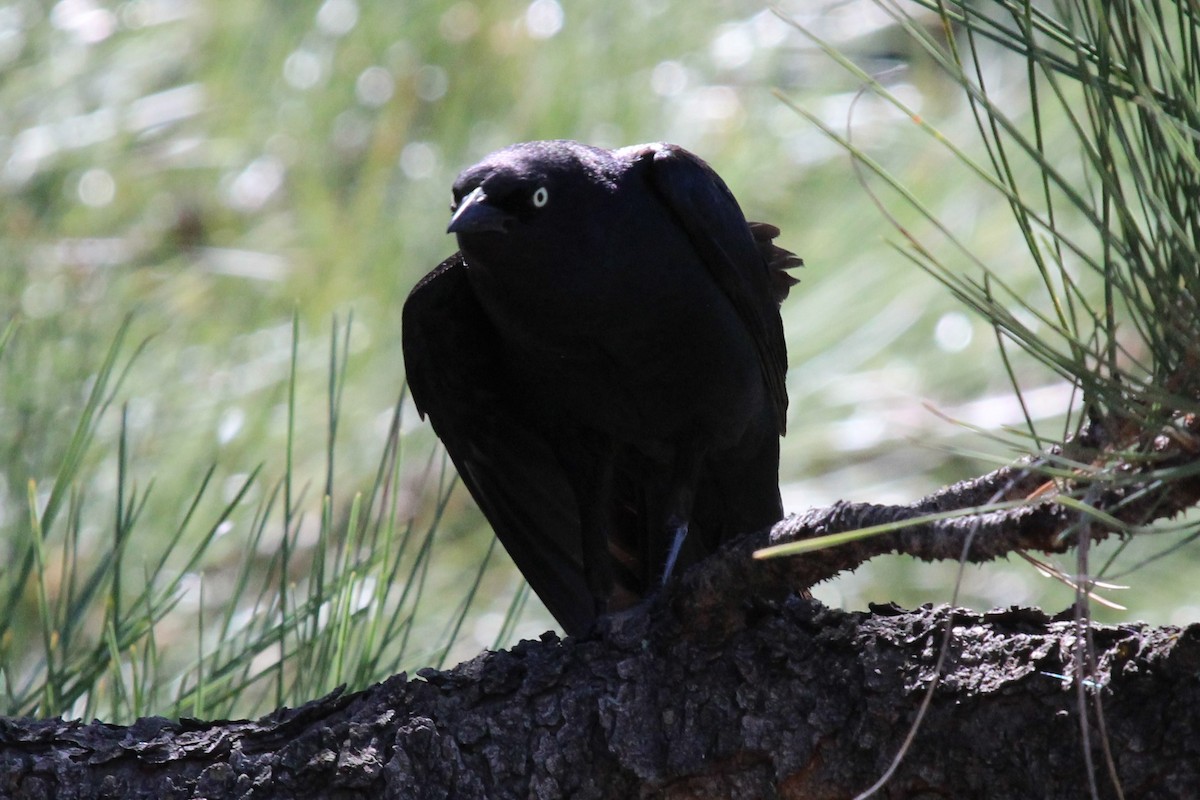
left=3, top=601, right=1197, bottom=798
left=670, top=415, right=1200, bottom=637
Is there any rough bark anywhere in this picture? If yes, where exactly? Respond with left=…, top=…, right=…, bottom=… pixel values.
left=2, top=600, right=1197, bottom=799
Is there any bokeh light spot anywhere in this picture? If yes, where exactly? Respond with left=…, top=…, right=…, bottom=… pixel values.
left=400, top=141, right=439, bottom=180
left=218, top=406, right=245, bottom=444
left=752, top=9, right=791, bottom=48
left=524, top=0, right=563, bottom=39
left=225, top=156, right=285, bottom=212
left=711, top=23, right=753, bottom=70
left=356, top=66, right=394, bottom=107
left=934, top=311, right=974, bottom=352
left=77, top=167, right=115, bottom=207
left=415, top=65, right=448, bottom=102
left=283, top=49, right=323, bottom=90
left=51, top=0, right=116, bottom=44
left=316, top=0, right=358, bottom=37
left=20, top=277, right=66, bottom=319
left=651, top=60, right=688, bottom=97
left=440, top=2, right=480, bottom=43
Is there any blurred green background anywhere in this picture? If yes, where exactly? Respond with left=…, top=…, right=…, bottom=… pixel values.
left=2, top=0, right=1194, bottom=720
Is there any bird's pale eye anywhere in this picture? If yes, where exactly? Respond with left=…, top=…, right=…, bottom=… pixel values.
left=531, top=186, right=549, bottom=208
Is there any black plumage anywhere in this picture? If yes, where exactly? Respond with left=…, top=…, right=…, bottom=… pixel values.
left=402, top=140, right=800, bottom=635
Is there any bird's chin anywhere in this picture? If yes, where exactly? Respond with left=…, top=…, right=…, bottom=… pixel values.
left=457, top=227, right=498, bottom=244
left=456, top=233, right=511, bottom=262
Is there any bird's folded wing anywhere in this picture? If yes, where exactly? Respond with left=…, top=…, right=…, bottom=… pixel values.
left=627, top=143, right=796, bottom=435
left=402, top=254, right=593, bottom=634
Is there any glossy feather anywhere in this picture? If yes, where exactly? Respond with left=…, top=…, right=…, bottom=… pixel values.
left=402, top=140, right=800, bottom=634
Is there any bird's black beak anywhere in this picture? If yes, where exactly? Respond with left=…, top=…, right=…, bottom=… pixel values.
left=447, top=186, right=512, bottom=234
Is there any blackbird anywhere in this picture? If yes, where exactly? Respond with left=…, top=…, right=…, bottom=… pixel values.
left=402, top=140, right=800, bottom=635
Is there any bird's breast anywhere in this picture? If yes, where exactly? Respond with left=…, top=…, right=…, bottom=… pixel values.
left=464, top=249, right=765, bottom=450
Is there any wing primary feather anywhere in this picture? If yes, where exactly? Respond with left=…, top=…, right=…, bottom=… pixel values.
left=631, top=144, right=794, bottom=434
left=402, top=254, right=595, bottom=634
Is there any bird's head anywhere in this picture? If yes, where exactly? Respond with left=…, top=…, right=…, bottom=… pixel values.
left=447, top=140, right=618, bottom=251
